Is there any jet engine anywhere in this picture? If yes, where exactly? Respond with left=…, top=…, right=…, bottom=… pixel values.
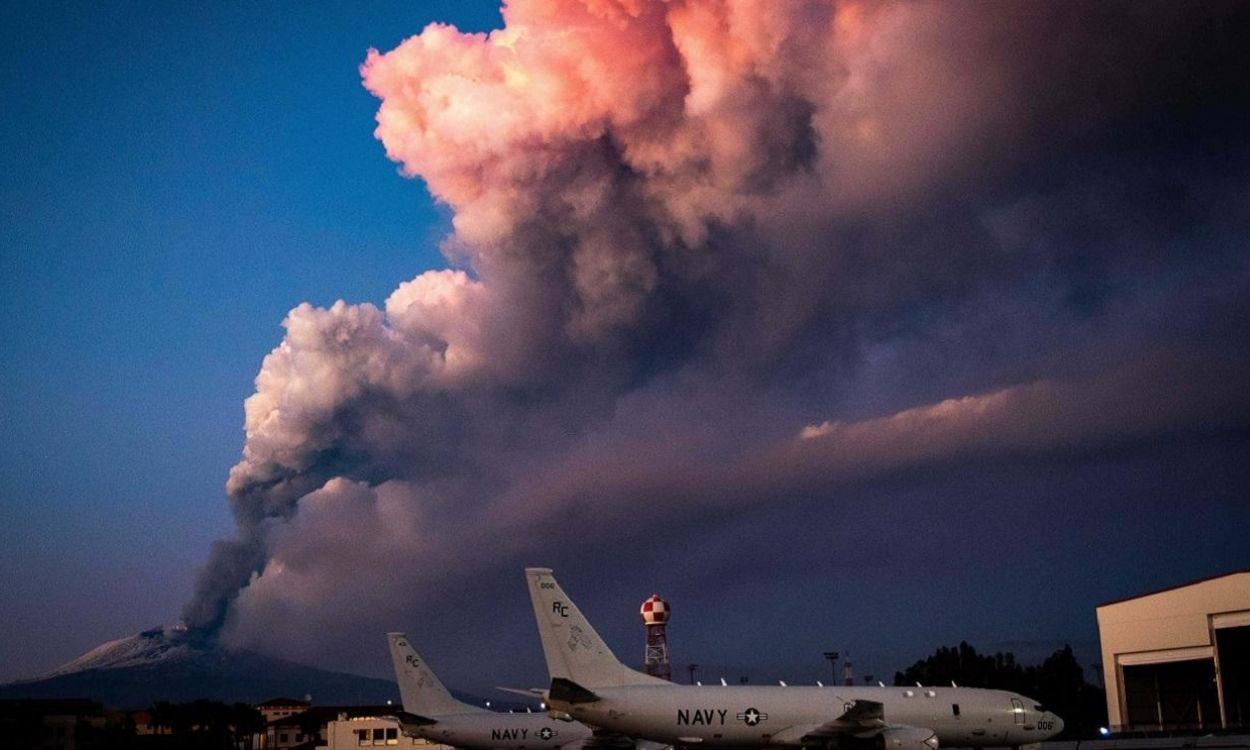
left=877, top=727, right=939, bottom=750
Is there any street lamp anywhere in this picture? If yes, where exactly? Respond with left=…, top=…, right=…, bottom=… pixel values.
left=823, top=652, right=839, bottom=686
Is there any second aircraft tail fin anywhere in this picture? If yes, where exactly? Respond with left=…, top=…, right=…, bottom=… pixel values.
left=387, top=633, right=484, bottom=717
left=525, top=568, right=666, bottom=689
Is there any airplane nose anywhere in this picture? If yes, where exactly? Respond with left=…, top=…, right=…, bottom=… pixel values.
left=1050, top=714, right=1064, bottom=736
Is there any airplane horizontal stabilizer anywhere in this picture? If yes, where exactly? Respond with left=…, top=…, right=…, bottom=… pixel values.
left=496, top=686, right=548, bottom=698
left=549, top=677, right=600, bottom=704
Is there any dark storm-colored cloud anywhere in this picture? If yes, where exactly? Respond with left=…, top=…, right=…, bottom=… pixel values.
left=182, top=0, right=1250, bottom=669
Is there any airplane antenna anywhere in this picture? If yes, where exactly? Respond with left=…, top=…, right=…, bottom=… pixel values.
left=720, top=678, right=728, bottom=686
left=916, top=682, right=923, bottom=688
left=951, top=681, right=957, bottom=688
left=878, top=681, right=885, bottom=687
left=817, top=681, right=824, bottom=687
left=779, top=680, right=788, bottom=687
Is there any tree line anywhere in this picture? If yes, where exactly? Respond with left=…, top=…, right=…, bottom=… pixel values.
left=894, top=641, right=1107, bottom=737
left=1, top=699, right=266, bottom=750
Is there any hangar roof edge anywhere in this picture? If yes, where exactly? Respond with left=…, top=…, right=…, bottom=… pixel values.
left=1097, top=570, right=1250, bottom=609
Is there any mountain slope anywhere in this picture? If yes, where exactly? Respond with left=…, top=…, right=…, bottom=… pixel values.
left=0, top=627, right=400, bottom=709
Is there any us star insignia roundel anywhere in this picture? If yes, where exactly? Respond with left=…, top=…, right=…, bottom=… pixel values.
left=537, top=727, right=556, bottom=740
left=737, top=708, right=768, bottom=726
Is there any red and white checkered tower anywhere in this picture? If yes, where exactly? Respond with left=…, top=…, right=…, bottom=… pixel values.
left=640, top=594, right=672, bottom=680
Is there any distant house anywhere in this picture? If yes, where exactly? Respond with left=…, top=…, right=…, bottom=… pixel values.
left=128, top=709, right=171, bottom=736
left=258, top=697, right=313, bottom=725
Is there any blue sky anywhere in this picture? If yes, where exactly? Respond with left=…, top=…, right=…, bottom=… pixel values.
left=0, top=0, right=501, bottom=680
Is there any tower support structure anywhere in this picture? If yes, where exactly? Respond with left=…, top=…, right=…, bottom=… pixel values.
left=641, top=594, right=671, bottom=680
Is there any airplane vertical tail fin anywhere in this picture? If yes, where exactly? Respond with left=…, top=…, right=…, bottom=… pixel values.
left=386, top=633, right=484, bottom=717
left=525, top=568, right=665, bottom=689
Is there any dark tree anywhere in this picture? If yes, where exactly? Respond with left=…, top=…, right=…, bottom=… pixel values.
left=145, top=700, right=265, bottom=749
left=895, top=642, right=1107, bottom=738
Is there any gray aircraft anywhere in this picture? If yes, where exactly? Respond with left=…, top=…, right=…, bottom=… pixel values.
left=524, top=568, right=1065, bottom=750
left=388, top=632, right=648, bottom=750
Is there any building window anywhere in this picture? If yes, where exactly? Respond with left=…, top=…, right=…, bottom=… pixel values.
left=357, top=729, right=370, bottom=746
left=952, top=704, right=961, bottom=717
left=280, top=733, right=289, bottom=744
left=387, top=727, right=399, bottom=745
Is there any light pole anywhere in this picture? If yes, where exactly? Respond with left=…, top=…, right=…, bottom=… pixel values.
left=823, top=651, right=839, bottom=686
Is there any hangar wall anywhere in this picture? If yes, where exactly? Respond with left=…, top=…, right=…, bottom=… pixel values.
left=1097, top=571, right=1250, bottom=732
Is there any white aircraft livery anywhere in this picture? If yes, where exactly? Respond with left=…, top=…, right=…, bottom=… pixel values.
left=387, top=632, right=596, bottom=750
left=525, top=568, right=1065, bottom=750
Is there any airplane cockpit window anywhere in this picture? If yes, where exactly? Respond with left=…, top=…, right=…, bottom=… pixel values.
left=1033, top=704, right=1046, bottom=712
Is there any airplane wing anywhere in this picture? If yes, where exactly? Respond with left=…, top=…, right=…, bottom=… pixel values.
left=835, top=700, right=885, bottom=727
left=565, top=734, right=665, bottom=750
left=769, top=699, right=887, bottom=745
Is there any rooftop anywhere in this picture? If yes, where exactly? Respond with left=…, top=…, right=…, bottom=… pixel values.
left=1097, top=570, right=1250, bottom=608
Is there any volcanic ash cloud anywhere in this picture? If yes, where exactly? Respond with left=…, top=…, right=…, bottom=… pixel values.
left=183, top=0, right=1250, bottom=657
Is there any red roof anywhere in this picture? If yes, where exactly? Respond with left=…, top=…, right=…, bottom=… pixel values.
left=258, top=697, right=312, bottom=708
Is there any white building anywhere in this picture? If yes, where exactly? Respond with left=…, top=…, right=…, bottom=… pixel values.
left=1096, top=570, right=1250, bottom=732
left=258, top=705, right=402, bottom=749
left=324, top=717, right=454, bottom=750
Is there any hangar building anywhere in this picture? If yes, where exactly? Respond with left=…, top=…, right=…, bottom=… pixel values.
left=1097, top=571, right=1250, bottom=732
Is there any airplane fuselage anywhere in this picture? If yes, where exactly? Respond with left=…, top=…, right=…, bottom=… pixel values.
left=551, top=684, right=1063, bottom=748
left=404, top=712, right=591, bottom=750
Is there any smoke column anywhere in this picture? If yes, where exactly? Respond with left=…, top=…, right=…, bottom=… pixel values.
left=183, top=0, right=1250, bottom=644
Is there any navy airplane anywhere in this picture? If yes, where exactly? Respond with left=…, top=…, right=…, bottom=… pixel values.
left=387, top=632, right=643, bottom=750
left=525, top=568, right=1064, bottom=750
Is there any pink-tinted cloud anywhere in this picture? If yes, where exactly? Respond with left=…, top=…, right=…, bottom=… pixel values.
left=186, top=0, right=1250, bottom=653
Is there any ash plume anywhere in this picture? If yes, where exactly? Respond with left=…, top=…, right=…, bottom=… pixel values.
left=184, top=0, right=1250, bottom=655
